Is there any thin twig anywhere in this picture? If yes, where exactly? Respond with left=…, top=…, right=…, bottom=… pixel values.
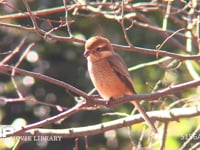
left=119, top=0, right=133, bottom=47
left=156, top=28, right=185, bottom=58
left=0, top=97, right=68, bottom=111
left=0, top=38, right=26, bottom=65
left=189, top=142, right=200, bottom=150
left=0, top=1, right=22, bottom=12
left=160, top=122, right=168, bottom=150
left=63, top=0, right=73, bottom=37
left=162, top=1, right=172, bottom=30
left=11, top=43, right=35, bottom=98
left=137, top=127, right=145, bottom=149
left=12, top=138, right=23, bottom=150
left=23, top=0, right=39, bottom=30
left=127, top=126, right=137, bottom=149
left=11, top=101, right=87, bottom=135
left=128, top=57, right=172, bottom=71
left=113, top=44, right=200, bottom=61
left=15, top=43, right=35, bottom=68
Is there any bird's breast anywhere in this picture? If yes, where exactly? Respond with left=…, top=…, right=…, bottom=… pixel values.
left=88, top=59, right=131, bottom=100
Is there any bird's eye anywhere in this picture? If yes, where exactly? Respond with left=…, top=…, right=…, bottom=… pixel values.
left=96, top=47, right=103, bottom=51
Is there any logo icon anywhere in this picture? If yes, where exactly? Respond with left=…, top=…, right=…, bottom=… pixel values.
left=0, top=125, right=15, bottom=138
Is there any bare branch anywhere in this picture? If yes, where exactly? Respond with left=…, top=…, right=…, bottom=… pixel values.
left=111, top=79, right=200, bottom=106
left=160, top=122, right=168, bottom=150
left=113, top=44, right=200, bottom=61
left=0, top=65, right=89, bottom=99
left=0, top=38, right=26, bottom=65
left=23, top=0, right=39, bottom=30
left=0, top=97, right=67, bottom=111
left=0, top=64, right=200, bottom=107
left=6, top=105, right=200, bottom=138
left=11, top=102, right=87, bottom=136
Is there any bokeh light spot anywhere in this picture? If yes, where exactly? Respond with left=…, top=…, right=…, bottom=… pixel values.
left=23, top=76, right=35, bottom=86
left=26, top=51, right=39, bottom=63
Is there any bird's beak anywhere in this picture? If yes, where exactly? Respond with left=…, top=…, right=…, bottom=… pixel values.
left=84, top=50, right=90, bottom=58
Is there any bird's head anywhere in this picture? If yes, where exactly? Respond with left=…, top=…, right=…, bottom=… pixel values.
left=84, top=36, right=114, bottom=62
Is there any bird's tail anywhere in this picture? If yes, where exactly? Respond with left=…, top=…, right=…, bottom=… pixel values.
left=131, top=101, right=158, bottom=133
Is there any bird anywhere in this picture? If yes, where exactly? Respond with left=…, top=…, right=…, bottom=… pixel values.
left=84, top=36, right=158, bottom=133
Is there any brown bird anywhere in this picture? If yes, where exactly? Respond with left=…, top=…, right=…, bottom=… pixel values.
left=84, top=36, right=157, bottom=133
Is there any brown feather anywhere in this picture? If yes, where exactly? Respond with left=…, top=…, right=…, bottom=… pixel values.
left=107, top=53, right=136, bottom=94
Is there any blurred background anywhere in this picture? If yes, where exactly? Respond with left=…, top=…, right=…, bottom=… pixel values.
left=0, top=0, right=200, bottom=150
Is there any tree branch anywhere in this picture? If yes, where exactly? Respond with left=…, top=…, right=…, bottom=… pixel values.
left=113, top=44, right=200, bottom=61
left=0, top=65, right=89, bottom=99
left=1, top=64, right=200, bottom=107
left=6, top=105, right=200, bottom=138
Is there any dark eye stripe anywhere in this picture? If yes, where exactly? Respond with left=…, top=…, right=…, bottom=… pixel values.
left=96, top=47, right=103, bottom=51
left=96, top=46, right=107, bottom=52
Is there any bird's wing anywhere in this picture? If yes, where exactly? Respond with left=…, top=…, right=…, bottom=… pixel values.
left=107, top=53, right=136, bottom=93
